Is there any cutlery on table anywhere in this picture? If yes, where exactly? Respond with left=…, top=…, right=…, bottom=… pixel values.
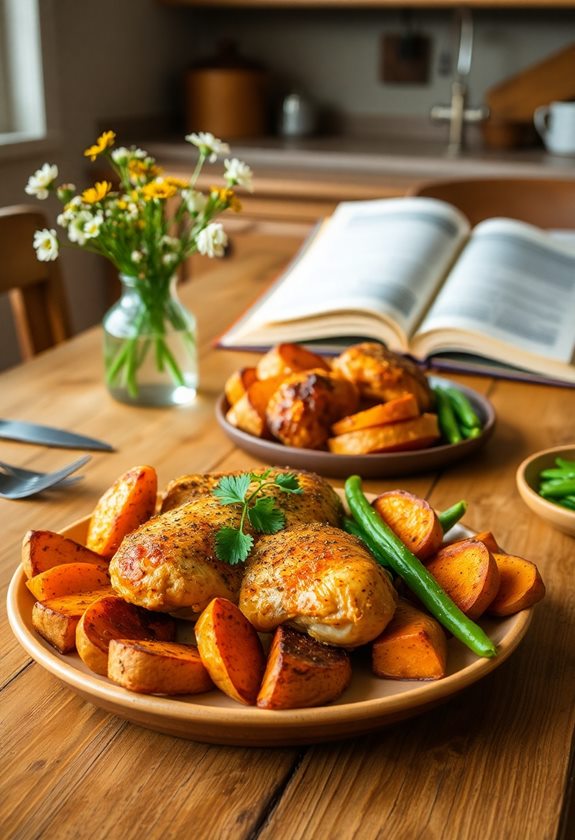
left=0, top=419, right=114, bottom=451
left=0, top=460, right=84, bottom=488
left=0, top=455, right=91, bottom=500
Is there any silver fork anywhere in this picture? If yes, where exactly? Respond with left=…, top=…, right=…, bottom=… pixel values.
left=0, top=455, right=91, bottom=500
left=0, top=459, right=84, bottom=488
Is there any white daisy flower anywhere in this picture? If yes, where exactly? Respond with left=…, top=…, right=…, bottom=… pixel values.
left=67, top=210, right=97, bottom=245
left=83, top=212, right=104, bottom=240
left=181, top=188, right=208, bottom=215
left=111, top=146, right=130, bottom=164
left=131, top=250, right=143, bottom=263
left=25, top=163, right=59, bottom=200
left=185, top=132, right=230, bottom=163
left=224, top=158, right=254, bottom=193
left=33, top=228, right=59, bottom=261
left=196, top=222, right=228, bottom=258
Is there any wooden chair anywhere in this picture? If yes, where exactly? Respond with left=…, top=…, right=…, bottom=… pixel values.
left=0, top=205, right=71, bottom=361
left=409, top=178, right=575, bottom=229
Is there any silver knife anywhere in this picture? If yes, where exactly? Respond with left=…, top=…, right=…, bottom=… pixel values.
left=0, top=419, right=114, bottom=451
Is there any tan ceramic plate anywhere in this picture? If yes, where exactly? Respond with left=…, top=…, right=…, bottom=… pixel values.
left=216, top=377, right=496, bottom=478
left=7, top=509, right=531, bottom=747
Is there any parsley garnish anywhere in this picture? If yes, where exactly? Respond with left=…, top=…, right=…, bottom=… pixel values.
left=213, top=471, right=302, bottom=565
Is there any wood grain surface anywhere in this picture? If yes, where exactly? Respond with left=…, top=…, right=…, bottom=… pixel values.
left=1, top=240, right=574, bottom=840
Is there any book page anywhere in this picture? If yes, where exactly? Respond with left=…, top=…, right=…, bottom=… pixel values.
left=415, top=218, right=575, bottom=365
left=222, top=197, right=469, bottom=348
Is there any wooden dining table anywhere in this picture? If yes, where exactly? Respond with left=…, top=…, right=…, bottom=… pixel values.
left=1, top=241, right=574, bottom=840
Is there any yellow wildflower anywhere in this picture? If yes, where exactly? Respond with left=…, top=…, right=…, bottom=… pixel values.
left=165, top=176, right=189, bottom=190
left=211, top=186, right=241, bottom=211
left=141, top=181, right=178, bottom=201
left=82, top=181, right=112, bottom=204
left=83, top=131, right=116, bottom=161
left=128, top=159, right=161, bottom=180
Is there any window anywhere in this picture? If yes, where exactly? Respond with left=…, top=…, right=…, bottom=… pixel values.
left=0, top=0, right=46, bottom=144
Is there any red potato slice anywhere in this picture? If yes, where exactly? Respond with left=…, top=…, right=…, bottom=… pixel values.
left=107, top=639, right=214, bottom=695
left=194, top=597, right=266, bottom=705
left=31, top=587, right=114, bottom=653
left=76, top=595, right=176, bottom=676
left=22, top=529, right=106, bottom=579
left=488, top=553, right=546, bottom=616
left=26, top=562, right=110, bottom=602
left=372, top=489, right=444, bottom=561
left=425, top=539, right=500, bottom=619
left=257, top=625, right=352, bottom=709
left=86, top=465, right=158, bottom=558
left=372, top=599, right=447, bottom=681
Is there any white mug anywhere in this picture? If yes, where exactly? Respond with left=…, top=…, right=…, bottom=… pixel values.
left=534, top=101, right=575, bottom=156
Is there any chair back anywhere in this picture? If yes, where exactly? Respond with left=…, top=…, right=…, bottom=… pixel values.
left=0, top=205, right=71, bottom=360
left=410, top=178, right=575, bottom=229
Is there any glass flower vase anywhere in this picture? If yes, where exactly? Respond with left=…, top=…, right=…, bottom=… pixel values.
left=103, top=273, right=198, bottom=407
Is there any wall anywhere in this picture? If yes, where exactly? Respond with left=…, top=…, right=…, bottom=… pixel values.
left=1, top=2, right=574, bottom=371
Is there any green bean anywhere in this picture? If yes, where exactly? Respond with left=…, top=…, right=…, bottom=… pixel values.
left=437, top=500, right=467, bottom=533
left=539, top=467, right=575, bottom=480
left=558, top=498, right=575, bottom=510
left=539, top=478, right=575, bottom=499
left=344, top=475, right=497, bottom=659
left=433, top=387, right=462, bottom=445
left=460, top=425, right=482, bottom=440
left=556, top=457, right=575, bottom=471
left=444, top=387, right=482, bottom=431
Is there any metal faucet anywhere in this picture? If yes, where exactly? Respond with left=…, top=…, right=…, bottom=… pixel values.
left=430, top=8, right=489, bottom=155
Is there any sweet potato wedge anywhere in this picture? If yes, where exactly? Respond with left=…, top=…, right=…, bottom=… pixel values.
left=107, top=639, right=214, bottom=695
left=256, top=343, right=330, bottom=380
left=331, top=394, right=420, bottom=436
left=76, top=595, right=176, bottom=675
left=372, top=599, right=447, bottom=680
left=194, top=597, right=266, bottom=705
left=328, top=413, right=440, bottom=455
left=257, top=625, right=352, bottom=709
left=488, top=553, right=546, bottom=616
left=31, top=587, right=114, bottom=653
left=224, top=366, right=258, bottom=406
left=225, top=374, right=286, bottom=437
left=86, top=465, right=158, bottom=558
left=22, top=529, right=106, bottom=579
left=26, top=562, right=111, bottom=602
left=446, top=530, right=502, bottom=554
left=425, top=539, right=500, bottom=619
left=372, top=489, right=443, bottom=561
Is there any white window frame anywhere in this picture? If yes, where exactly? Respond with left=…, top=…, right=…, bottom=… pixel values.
left=0, top=0, right=59, bottom=159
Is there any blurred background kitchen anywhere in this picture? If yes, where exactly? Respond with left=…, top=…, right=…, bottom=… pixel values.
left=1, top=0, right=574, bottom=371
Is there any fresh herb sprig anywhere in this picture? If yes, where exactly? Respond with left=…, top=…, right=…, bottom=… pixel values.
left=213, top=471, right=302, bottom=565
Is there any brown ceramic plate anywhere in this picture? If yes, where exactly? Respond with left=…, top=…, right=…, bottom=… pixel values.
left=8, top=501, right=530, bottom=747
left=215, top=376, right=495, bottom=478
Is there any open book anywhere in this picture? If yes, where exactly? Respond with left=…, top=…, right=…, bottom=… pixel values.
left=218, top=197, right=575, bottom=386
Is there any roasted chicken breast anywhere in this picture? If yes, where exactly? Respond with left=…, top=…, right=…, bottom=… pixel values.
left=111, top=470, right=343, bottom=616
left=239, top=522, right=397, bottom=647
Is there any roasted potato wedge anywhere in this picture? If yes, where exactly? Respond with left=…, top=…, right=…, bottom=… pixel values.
left=86, top=465, right=158, bottom=558
left=224, top=366, right=258, bottom=406
left=108, top=639, right=213, bottom=695
left=26, top=562, right=110, bottom=602
left=331, top=394, right=419, bottom=436
left=256, top=343, right=330, bottom=380
left=372, top=599, right=447, bottom=680
left=22, top=529, right=106, bottom=579
left=257, top=625, right=351, bottom=709
left=372, top=489, right=444, bottom=561
left=76, top=595, right=176, bottom=675
left=225, top=374, right=286, bottom=438
left=328, top=413, right=440, bottom=455
left=488, top=553, right=546, bottom=616
left=425, top=539, right=500, bottom=619
left=31, top=587, right=114, bottom=653
left=195, top=597, right=266, bottom=705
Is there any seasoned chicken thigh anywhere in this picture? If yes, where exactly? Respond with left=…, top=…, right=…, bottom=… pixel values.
left=239, top=522, right=397, bottom=647
left=111, top=470, right=343, bottom=617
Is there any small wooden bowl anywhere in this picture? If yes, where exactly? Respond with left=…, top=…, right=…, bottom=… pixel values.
left=516, top=445, right=575, bottom=537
